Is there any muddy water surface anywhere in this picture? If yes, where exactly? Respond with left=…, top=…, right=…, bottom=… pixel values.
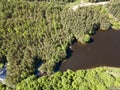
left=59, top=30, right=120, bottom=71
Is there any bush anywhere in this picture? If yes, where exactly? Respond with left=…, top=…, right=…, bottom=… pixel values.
left=82, top=34, right=91, bottom=43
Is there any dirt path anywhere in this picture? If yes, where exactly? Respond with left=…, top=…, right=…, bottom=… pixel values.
left=71, top=1, right=109, bottom=11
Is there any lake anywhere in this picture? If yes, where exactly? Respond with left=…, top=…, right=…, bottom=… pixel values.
left=59, top=30, right=120, bottom=71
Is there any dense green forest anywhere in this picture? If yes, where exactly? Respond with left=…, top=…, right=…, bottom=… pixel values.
left=106, top=0, right=120, bottom=29
left=86, top=0, right=109, bottom=2
left=0, top=0, right=120, bottom=89
left=15, top=67, right=120, bottom=90
left=1, top=67, right=120, bottom=90
left=61, top=5, right=110, bottom=43
left=107, top=1, right=120, bottom=21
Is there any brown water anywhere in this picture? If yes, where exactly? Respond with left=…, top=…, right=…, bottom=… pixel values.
left=59, top=30, right=120, bottom=71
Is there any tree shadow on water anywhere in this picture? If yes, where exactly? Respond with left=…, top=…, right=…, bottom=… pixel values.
left=88, top=38, right=94, bottom=43
left=34, top=56, right=43, bottom=77
left=54, top=47, right=73, bottom=72
left=66, top=47, right=73, bottom=59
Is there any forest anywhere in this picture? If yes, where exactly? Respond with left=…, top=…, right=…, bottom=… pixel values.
left=1, top=67, right=120, bottom=90
left=0, top=0, right=120, bottom=89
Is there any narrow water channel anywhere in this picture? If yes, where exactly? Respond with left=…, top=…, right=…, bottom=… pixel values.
left=59, top=30, right=120, bottom=71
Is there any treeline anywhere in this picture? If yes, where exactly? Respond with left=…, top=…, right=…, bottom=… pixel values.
left=15, top=67, right=120, bottom=90
left=5, top=0, right=76, bottom=3
left=1, top=68, right=120, bottom=90
left=110, top=0, right=120, bottom=3
left=107, top=0, right=120, bottom=21
left=0, top=0, right=71, bottom=86
left=0, top=83, right=13, bottom=90
left=23, top=0, right=109, bottom=2
left=88, top=0, right=109, bottom=2
left=0, top=0, right=114, bottom=87
left=61, top=5, right=110, bottom=43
